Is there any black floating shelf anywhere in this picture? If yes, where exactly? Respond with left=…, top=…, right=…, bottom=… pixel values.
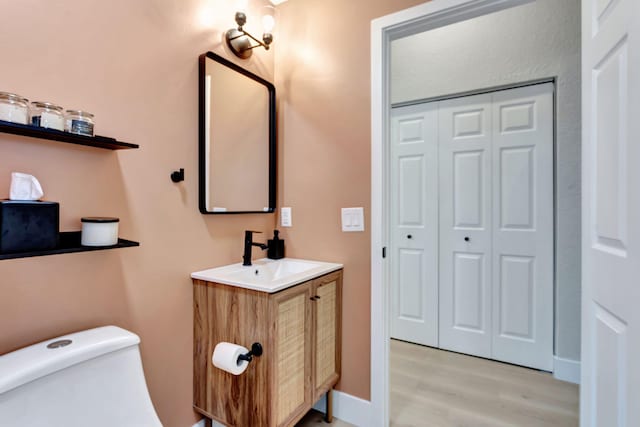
left=0, top=119, right=138, bottom=150
left=0, top=231, right=139, bottom=260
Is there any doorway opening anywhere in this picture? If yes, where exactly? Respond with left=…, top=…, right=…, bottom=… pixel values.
left=371, top=0, right=582, bottom=425
left=390, top=82, right=555, bottom=371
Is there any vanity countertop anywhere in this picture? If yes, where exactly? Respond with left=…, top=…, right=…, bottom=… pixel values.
left=191, top=257, right=343, bottom=293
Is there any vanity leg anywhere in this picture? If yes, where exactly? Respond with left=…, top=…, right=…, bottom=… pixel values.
left=204, top=418, right=212, bottom=427
left=324, top=389, right=333, bottom=423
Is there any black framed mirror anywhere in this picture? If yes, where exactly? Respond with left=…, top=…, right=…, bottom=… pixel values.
left=199, top=52, right=276, bottom=214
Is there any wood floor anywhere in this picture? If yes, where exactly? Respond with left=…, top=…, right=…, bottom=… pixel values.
left=297, top=340, right=579, bottom=426
left=390, top=339, right=579, bottom=427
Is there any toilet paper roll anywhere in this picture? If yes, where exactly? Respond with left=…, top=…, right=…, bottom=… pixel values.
left=212, top=342, right=250, bottom=375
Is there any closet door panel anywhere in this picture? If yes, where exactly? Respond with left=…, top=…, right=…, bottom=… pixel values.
left=491, top=83, right=554, bottom=371
left=438, top=94, right=493, bottom=358
left=390, top=103, right=439, bottom=347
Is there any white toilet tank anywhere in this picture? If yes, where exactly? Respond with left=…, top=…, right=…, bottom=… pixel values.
left=0, top=326, right=163, bottom=426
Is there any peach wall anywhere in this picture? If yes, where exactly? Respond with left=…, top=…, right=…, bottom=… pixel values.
left=0, top=0, right=427, bottom=425
left=274, top=0, right=425, bottom=400
left=0, top=1, right=275, bottom=426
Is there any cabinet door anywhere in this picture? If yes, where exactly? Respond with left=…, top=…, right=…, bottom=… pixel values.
left=311, top=271, right=342, bottom=401
left=271, top=282, right=312, bottom=427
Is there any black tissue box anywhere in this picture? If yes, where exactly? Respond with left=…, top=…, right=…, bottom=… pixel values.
left=0, top=200, right=59, bottom=254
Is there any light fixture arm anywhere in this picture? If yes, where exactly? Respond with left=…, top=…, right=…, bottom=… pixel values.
left=233, top=28, right=272, bottom=50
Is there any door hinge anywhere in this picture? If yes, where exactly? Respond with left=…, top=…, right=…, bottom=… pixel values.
left=382, top=247, right=387, bottom=258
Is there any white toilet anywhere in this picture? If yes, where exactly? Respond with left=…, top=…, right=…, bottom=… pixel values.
left=0, top=326, right=163, bottom=426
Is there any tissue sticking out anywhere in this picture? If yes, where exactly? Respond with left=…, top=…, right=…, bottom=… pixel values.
left=9, top=172, right=44, bottom=201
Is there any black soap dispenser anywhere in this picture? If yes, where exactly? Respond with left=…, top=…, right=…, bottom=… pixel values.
left=267, top=230, right=285, bottom=260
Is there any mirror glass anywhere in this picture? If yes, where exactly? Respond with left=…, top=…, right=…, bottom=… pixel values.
left=199, top=52, right=275, bottom=214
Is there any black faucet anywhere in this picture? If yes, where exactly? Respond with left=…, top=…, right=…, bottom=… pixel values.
left=243, top=230, right=268, bottom=266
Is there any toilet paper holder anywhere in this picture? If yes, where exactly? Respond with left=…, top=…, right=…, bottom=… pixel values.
left=237, top=342, right=263, bottom=364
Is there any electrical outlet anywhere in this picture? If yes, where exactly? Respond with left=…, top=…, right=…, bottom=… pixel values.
left=281, top=207, right=292, bottom=227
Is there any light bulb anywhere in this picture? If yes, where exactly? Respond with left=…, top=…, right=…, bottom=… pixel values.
left=262, top=14, right=275, bottom=33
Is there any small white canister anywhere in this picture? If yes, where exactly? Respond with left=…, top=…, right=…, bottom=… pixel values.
left=81, top=217, right=119, bottom=246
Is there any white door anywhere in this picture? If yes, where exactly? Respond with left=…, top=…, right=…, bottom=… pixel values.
left=581, top=0, right=640, bottom=425
left=390, top=103, right=439, bottom=347
left=439, top=85, right=554, bottom=370
left=438, top=94, right=494, bottom=358
left=391, top=84, right=554, bottom=370
left=491, top=84, right=554, bottom=371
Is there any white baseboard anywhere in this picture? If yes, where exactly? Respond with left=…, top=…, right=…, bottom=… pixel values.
left=553, top=356, right=580, bottom=384
left=313, top=390, right=372, bottom=427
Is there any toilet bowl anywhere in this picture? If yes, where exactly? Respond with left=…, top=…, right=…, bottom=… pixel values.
left=0, top=326, right=163, bottom=426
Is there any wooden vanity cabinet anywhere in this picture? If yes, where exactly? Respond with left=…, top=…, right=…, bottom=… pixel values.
left=193, top=269, right=342, bottom=427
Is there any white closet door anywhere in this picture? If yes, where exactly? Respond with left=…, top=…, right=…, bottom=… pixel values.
left=390, top=103, right=439, bottom=347
left=438, top=94, right=493, bottom=358
left=491, top=84, right=554, bottom=371
left=581, top=0, right=640, bottom=425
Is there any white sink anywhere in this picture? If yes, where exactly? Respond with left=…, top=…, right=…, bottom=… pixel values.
left=191, top=258, right=343, bottom=293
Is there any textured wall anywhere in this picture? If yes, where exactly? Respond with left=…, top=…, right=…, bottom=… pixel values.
left=391, top=0, right=582, bottom=361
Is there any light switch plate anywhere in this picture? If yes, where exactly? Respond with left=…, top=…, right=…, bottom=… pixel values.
left=281, top=207, right=292, bottom=227
left=342, top=207, right=364, bottom=232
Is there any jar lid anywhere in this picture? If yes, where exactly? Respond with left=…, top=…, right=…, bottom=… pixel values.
left=0, top=92, right=28, bottom=103
left=66, top=110, right=94, bottom=118
left=81, top=217, right=119, bottom=223
left=32, top=101, right=64, bottom=111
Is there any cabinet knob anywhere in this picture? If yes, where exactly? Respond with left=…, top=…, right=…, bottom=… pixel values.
left=407, top=234, right=413, bottom=239
left=464, top=237, right=470, bottom=242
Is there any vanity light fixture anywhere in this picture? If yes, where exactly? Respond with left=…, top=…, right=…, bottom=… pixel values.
left=226, top=4, right=275, bottom=59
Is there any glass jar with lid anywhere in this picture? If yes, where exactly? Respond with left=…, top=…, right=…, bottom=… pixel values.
left=30, top=102, right=65, bottom=131
left=0, top=92, right=29, bottom=124
left=65, top=110, right=94, bottom=136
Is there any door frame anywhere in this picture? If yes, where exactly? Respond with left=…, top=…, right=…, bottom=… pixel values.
left=370, top=1, right=536, bottom=425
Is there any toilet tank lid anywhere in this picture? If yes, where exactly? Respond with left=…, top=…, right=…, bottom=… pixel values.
left=0, top=326, right=140, bottom=395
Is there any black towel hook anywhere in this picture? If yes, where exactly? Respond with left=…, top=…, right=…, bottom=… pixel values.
left=170, top=168, right=185, bottom=183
